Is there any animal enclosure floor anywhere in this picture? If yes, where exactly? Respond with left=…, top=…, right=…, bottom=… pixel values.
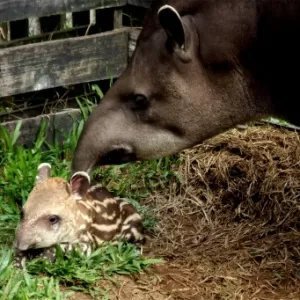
left=70, top=125, right=300, bottom=300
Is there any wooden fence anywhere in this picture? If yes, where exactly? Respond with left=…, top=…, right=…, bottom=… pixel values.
left=0, top=0, right=151, bottom=145
left=0, top=0, right=152, bottom=98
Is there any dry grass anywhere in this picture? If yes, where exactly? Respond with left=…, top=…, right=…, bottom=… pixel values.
left=139, top=125, right=300, bottom=300
left=73, top=125, right=300, bottom=299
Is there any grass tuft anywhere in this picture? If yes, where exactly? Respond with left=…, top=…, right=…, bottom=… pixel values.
left=25, top=243, right=163, bottom=296
left=0, top=248, right=71, bottom=300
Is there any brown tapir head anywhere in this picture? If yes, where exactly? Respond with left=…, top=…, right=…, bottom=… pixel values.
left=72, top=1, right=273, bottom=174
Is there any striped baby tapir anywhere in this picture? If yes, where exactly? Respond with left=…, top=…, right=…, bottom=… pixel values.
left=13, top=163, right=144, bottom=268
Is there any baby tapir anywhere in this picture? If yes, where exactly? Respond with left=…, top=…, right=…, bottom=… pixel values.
left=13, top=163, right=144, bottom=268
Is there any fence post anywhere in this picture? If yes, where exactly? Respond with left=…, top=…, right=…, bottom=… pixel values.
left=28, top=17, right=41, bottom=36
left=114, top=8, right=123, bottom=29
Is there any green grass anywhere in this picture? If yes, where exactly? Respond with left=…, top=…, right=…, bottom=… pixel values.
left=26, top=243, right=162, bottom=297
left=0, top=248, right=70, bottom=300
left=0, top=243, right=162, bottom=299
left=0, top=87, right=182, bottom=299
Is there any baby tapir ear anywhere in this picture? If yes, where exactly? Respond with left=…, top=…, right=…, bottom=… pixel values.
left=35, top=163, right=51, bottom=185
left=70, top=171, right=90, bottom=199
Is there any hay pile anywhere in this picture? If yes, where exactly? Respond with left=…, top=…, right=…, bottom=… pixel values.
left=181, top=124, right=300, bottom=227
left=143, top=125, right=300, bottom=299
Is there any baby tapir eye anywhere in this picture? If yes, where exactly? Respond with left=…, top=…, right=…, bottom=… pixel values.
left=48, top=215, right=60, bottom=225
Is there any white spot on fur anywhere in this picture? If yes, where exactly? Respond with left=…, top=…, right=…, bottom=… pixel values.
left=74, top=193, right=83, bottom=200
left=95, top=206, right=101, bottom=213
left=78, top=201, right=93, bottom=210
left=130, top=227, right=142, bottom=240
left=91, top=218, right=122, bottom=232
left=114, top=233, right=121, bottom=239
left=79, top=212, right=92, bottom=223
left=78, top=224, right=86, bottom=231
left=93, top=235, right=105, bottom=244
left=122, top=224, right=131, bottom=231
left=102, top=198, right=117, bottom=206
left=88, top=184, right=103, bottom=192
left=119, top=201, right=129, bottom=208
left=123, top=213, right=141, bottom=224
left=86, top=231, right=94, bottom=242
left=102, top=211, right=116, bottom=220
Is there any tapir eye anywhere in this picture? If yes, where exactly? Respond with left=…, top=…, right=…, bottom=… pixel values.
left=48, top=215, right=60, bottom=225
left=132, top=94, right=149, bottom=111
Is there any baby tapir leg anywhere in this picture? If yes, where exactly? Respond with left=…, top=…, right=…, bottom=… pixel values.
left=13, top=247, right=57, bottom=269
left=119, top=200, right=145, bottom=244
left=13, top=251, right=28, bottom=269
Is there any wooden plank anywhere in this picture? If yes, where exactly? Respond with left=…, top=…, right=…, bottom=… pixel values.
left=1, top=109, right=82, bottom=147
left=114, top=8, right=123, bottom=29
left=0, top=0, right=126, bottom=22
left=0, top=24, right=89, bottom=50
left=0, top=28, right=129, bottom=98
left=127, top=0, right=152, bottom=8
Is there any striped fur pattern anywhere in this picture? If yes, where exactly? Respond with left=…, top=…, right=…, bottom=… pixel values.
left=80, top=185, right=144, bottom=247
left=13, top=163, right=144, bottom=269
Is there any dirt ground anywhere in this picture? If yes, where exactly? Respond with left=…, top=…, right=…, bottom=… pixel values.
left=71, top=124, right=300, bottom=300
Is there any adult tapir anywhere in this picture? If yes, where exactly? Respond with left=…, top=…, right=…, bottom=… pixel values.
left=72, top=0, right=300, bottom=174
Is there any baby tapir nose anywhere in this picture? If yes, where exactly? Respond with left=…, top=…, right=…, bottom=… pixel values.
left=14, top=239, right=37, bottom=251
left=14, top=228, right=32, bottom=251
left=14, top=240, right=28, bottom=251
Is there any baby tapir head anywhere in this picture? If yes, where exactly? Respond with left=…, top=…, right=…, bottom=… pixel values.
left=14, top=163, right=91, bottom=251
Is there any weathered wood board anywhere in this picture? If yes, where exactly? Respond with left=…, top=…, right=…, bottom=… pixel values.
left=0, top=0, right=126, bottom=22
left=0, top=28, right=129, bottom=97
left=128, top=0, right=152, bottom=8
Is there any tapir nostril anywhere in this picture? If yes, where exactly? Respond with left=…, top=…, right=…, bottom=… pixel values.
left=99, top=146, right=137, bottom=165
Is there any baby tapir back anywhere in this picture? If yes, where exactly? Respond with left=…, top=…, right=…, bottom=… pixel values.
left=86, top=186, right=144, bottom=244
left=14, top=163, right=144, bottom=256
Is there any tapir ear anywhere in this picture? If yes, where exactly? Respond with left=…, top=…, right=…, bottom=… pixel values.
left=70, top=171, right=90, bottom=199
left=158, top=5, right=186, bottom=49
left=35, top=163, right=51, bottom=185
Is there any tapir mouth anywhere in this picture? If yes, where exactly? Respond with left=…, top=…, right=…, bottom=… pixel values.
left=98, top=147, right=137, bottom=165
